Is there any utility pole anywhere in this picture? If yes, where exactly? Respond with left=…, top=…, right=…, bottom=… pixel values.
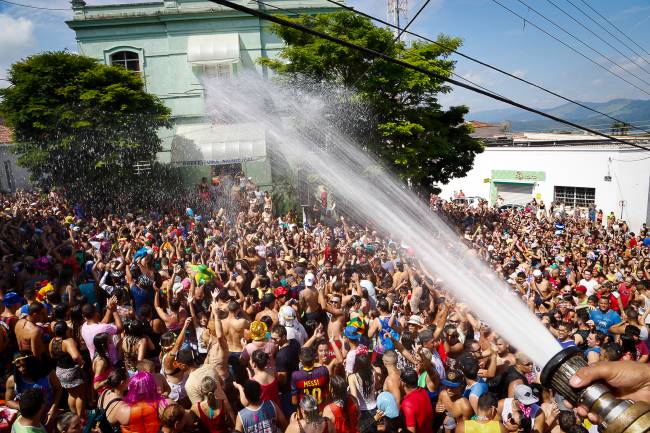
left=387, top=0, right=408, bottom=41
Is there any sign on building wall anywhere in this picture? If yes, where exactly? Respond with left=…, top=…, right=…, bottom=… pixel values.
left=489, top=169, right=546, bottom=204
left=491, top=170, right=546, bottom=182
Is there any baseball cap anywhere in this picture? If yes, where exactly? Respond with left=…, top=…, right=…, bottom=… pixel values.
left=440, top=369, right=465, bottom=388
left=304, top=273, right=315, bottom=287
left=279, top=305, right=296, bottom=321
left=514, top=384, right=539, bottom=405
left=249, top=321, right=268, bottom=341
left=532, top=269, right=542, bottom=277
left=2, top=292, right=24, bottom=307
left=343, top=325, right=361, bottom=341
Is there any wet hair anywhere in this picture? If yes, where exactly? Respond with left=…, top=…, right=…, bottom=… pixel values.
left=160, top=404, right=185, bottom=428
left=299, top=394, right=320, bottom=424
left=124, top=319, right=146, bottom=338
left=382, top=350, right=397, bottom=365
left=53, top=320, right=68, bottom=338
left=418, top=328, right=435, bottom=344
left=19, top=388, right=44, bottom=419
left=260, top=315, right=273, bottom=330
left=353, top=353, right=374, bottom=398
left=329, top=375, right=348, bottom=402
left=53, top=304, right=68, bottom=321
left=243, top=380, right=261, bottom=404
left=106, top=368, right=128, bottom=390
left=82, top=303, right=96, bottom=320
left=400, top=368, right=419, bottom=388
left=28, top=301, right=44, bottom=316
left=400, top=332, right=416, bottom=350
left=558, top=411, right=577, bottom=431
left=124, top=371, right=165, bottom=405
left=477, top=393, right=498, bottom=412
left=55, top=412, right=78, bottom=433
left=200, top=376, right=220, bottom=410
left=377, top=298, right=390, bottom=313
left=93, top=333, right=110, bottom=361
left=602, top=343, right=622, bottom=361
left=251, top=349, right=270, bottom=370
left=300, top=347, right=316, bottom=366
left=271, top=324, right=287, bottom=338
left=459, top=355, right=479, bottom=380
left=160, top=331, right=176, bottom=349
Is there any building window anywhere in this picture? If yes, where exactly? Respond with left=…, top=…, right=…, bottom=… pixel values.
left=201, top=64, right=233, bottom=79
left=110, top=51, right=140, bottom=72
left=553, top=186, right=595, bottom=208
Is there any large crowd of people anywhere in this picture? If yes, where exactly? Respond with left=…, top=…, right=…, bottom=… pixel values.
left=0, top=176, right=649, bottom=433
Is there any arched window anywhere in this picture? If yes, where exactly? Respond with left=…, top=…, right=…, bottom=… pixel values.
left=110, top=51, right=140, bottom=72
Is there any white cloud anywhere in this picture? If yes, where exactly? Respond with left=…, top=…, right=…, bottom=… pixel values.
left=511, top=69, right=527, bottom=78
left=0, top=14, right=36, bottom=59
left=0, top=13, right=36, bottom=84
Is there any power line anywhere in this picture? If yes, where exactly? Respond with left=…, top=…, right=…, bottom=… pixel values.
left=256, top=0, right=506, bottom=100
left=578, top=0, right=650, bottom=59
left=505, top=0, right=650, bottom=92
left=319, top=0, right=650, bottom=136
left=209, top=0, right=650, bottom=152
left=565, top=0, right=650, bottom=69
left=544, top=0, right=650, bottom=76
left=0, top=0, right=67, bottom=10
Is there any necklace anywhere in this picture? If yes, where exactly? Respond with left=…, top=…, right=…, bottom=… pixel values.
left=475, top=415, right=490, bottom=421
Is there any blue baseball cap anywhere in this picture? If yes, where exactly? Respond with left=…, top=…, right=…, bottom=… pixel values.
left=3, top=292, right=24, bottom=307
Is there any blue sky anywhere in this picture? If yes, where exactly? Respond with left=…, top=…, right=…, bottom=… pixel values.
left=1, top=0, right=650, bottom=115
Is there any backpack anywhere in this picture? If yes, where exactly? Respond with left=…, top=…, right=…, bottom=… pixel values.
left=84, top=391, right=121, bottom=433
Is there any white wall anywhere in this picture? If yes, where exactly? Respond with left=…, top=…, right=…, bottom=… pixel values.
left=439, top=146, right=650, bottom=232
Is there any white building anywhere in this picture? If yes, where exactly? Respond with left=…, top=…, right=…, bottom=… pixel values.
left=439, top=133, right=650, bottom=232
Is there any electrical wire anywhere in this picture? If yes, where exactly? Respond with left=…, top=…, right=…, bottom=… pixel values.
left=316, top=0, right=650, bottom=136
left=565, top=0, right=650, bottom=69
left=504, top=0, right=650, bottom=92
left=543, top=0, right=650, bottom=76
left=208, top=0, right=650, bottom=152
left=578, top=0, right=650, bottom=59
left=255, top=0, right=506, bottom=99
left=0, top=0, right=67, bottom=10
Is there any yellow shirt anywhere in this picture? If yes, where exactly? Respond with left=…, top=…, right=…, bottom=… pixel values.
left=463, top=420, right=501, bottom=433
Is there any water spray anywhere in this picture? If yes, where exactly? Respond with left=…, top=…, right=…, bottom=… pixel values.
left=541, top=347, right=650, bottom=433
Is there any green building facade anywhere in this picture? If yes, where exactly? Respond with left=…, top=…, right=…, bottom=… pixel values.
left=66, top=0, right=339, bottom=187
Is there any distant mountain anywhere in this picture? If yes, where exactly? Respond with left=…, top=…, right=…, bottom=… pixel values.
left=470, top=98, right=650, bottom=132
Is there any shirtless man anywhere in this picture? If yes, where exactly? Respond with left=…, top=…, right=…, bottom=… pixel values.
left=436, top=370, right=473, bottom=430
left=494, top=338, right=516, bottom=375
left=222, top=300, right=249, bottom=381
left=254, top=293, right=279, bottom=326
left=381, top=350, right=401, bottom=403
left=299, top=273, right=326, bottom=325
left=15, top=301, right=47, bottom=360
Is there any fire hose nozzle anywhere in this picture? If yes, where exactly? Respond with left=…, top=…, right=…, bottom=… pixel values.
left=541, top=347, right=650, bottom=433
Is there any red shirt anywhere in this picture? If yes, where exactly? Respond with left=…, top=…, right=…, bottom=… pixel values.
left=401, top=388, right=433, bottom=433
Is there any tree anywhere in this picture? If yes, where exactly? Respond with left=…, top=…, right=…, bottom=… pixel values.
left=610, top=121, right=630, bottom=135
left=0, top=51, right=171, bottom=207
left=259, top=11, right=482, bottom=191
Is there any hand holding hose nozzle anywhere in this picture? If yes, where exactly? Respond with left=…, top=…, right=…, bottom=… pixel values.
left=541, top=347, right=650, bottom=433
left=568, top=361, right=650, bottom=424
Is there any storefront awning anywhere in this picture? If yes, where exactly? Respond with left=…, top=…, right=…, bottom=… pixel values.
left=187, top=33, right=240, bottom=65
left=171, top=122, right=266, bottom=166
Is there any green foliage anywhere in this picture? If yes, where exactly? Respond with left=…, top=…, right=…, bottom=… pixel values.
left=260, top=11, right=483, bottom=190
left=610, top=121, right=630, bottom=135
left=0, top=51, right=171, bottom=207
